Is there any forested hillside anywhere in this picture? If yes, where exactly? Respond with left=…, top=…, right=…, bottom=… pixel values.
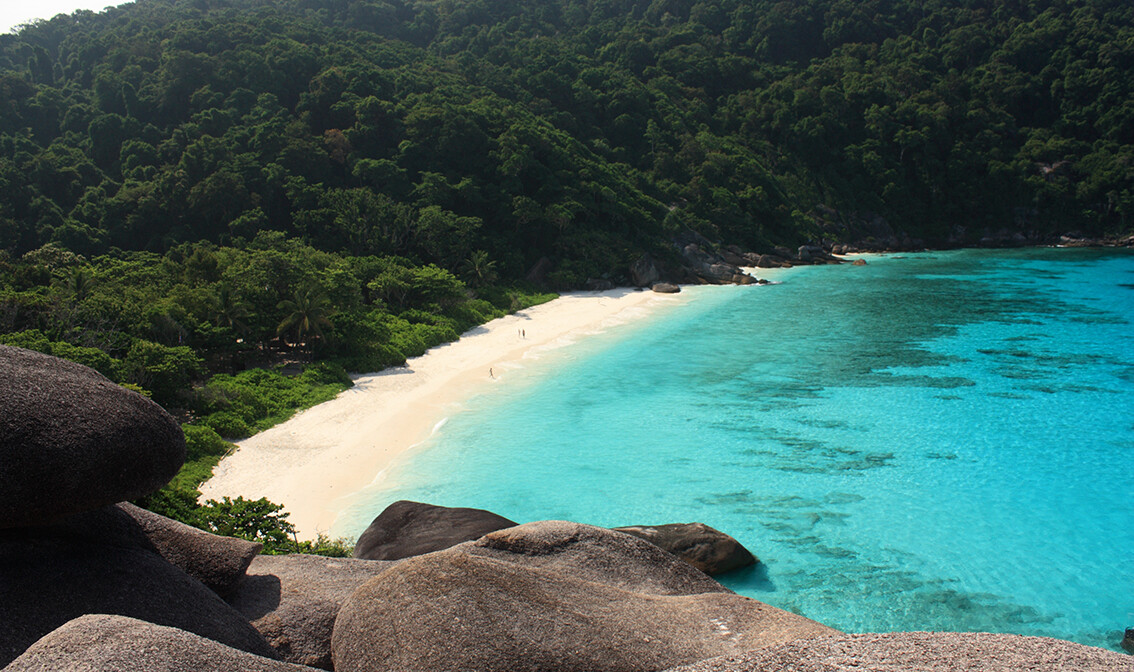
left=1, top=0, right=1131, bottom=539
left=1, top=0, right=1131, bottom=269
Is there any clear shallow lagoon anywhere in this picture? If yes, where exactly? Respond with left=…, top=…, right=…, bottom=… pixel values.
left=335, top=248, right=1134, bottom=651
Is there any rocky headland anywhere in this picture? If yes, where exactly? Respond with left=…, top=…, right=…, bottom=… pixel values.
left=1, top=344, right=1130, bottom=671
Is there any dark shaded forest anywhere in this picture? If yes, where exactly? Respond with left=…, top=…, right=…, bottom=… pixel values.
left=2, top=0, right=1131, bottom=267
left=1, top=0, right=1130, bottom=542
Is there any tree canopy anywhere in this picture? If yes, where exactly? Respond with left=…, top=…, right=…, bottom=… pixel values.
left=0, top=0, right=1129, bottom=277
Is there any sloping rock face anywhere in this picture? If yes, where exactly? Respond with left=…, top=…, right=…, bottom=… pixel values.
left=659, top=631, right=1131, bottom=672
left=614, top=523, right=757, bottom=575
left=332, top=522, right=836, bottom=672
left=16, top=503, right=261, bottom=598
left=0, top=345, right=185, bottom=528
left=228, top=553, right=394, bottom=670
left=352, top=500, right=516, bottom=561
left=116, top=502, right=262, bottom=597
left=4, top=615, right=315, bottom=672
left=0, top=535, right=277, bottom=667
left=461, top=521, right=729, bottom=596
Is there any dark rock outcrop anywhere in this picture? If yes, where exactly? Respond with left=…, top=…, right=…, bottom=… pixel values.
left=16, top=503, right=261, bottom=598
left=680, top=243, right=753, bottom=284
left=755, top=254, right=789, bottom=268
left=653, top=282, right=681, bottom=293
left=461, top=521, right=730, bottom=596
left=352, top=500, right=516, bottom=561
left=228, top=553, right=394, bottom=670
left=0, top=535, right=277, bottom=667
left=332, top=540, right=836, bottom=672
left=1122, top=627, right=1134, bottom=654
left=5, top=615, right=315, bottom=672
left=613, top=523, right=757, bottom=576
left=659, top=632, right=1131, bottom=672
left=0, top=345, right=185, bottom=528
left=631, top=253, right=661, bottom=287
left=525, top=256, right=553, bottom=284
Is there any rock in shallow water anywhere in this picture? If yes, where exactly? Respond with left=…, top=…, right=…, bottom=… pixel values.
left=331, top=522, right=836, bottom=672
left=227, top=553, right=394, bottom=670
left=4, top=615, right=316, bottom=672
left=352, top=500, right=516, bottom=561
left=0, top=345, right=185, bottom=528
left=614, top=522, right=757, bottom=576
left=658, top=631, right=1132, bottom=672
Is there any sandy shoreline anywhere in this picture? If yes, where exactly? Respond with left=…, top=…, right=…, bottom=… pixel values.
left=199, top=287, right=687, bottom=538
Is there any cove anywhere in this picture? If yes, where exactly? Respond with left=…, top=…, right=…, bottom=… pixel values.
left=334, top=248, right=1134, bottom=652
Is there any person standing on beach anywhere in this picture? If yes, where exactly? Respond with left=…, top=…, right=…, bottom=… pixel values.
left=489, top=367, right=494, bottom=378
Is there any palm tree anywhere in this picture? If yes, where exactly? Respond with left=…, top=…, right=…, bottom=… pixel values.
left=276, top=285, right=335, bottom=359
left=66, top=267, right=93, bottom=301
left=213, top=282, right=250, bottom=334
left=459, top=249, right=498, bottom=288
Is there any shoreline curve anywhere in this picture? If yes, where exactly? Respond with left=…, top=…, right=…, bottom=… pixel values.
left=198, top=287, right=688, bottom=538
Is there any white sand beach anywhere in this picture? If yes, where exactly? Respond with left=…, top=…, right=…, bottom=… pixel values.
left=199, top=287, right=687, bottom=538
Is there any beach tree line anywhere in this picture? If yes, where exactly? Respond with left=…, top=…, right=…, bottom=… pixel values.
left=0, top=237, right=553, bottom=549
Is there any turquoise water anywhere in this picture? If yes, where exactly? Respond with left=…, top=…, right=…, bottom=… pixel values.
left=335, top=248, right=1134, bottom=652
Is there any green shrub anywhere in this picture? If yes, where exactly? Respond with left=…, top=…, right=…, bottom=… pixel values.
left=124, top=340, right=203, bottom=402
left=182, top=424, right=232, bottom=462
left=200, top=411, right=253, bottom=439
left=197, top=496, right=297, bottom=552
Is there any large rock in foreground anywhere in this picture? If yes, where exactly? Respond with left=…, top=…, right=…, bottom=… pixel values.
left=0, top=346, right=185, bottom=528
left=0, top=535, right=277, bottom=666
left=5, top=615, right=315, bottom=672
left=352, top=500, right=516, bottom=561
left=117, top=502, right=262, bottom=597
left=228, top=553, right=394, bottom=670
left=461, top=521, right=729, bottom=596
left=614, top=523, right=757, bottom=575
left=660, top=631, right=1132, bottom=672
left=332, top=523, right=836, bottom=672
left=16, top=503, right=261, bottom=598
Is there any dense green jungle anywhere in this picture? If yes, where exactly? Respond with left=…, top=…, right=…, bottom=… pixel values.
left=1, top=0, right=1131, bottom=548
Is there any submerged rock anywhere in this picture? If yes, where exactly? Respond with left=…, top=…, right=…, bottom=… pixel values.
left=352, top=500, right=516, bottom=561
left=613, top=523, right=757, bottom=575
left=659, top=632, right=1132, bottom=672
left=5, top=615, right=314, bottom=672
left=332, top=546, right=835, bottom=672
left=228, top=553, right=394, bottom=670
left=0, top=345, right=185, bottom=528
left=0, top=535, right=276, bottom=666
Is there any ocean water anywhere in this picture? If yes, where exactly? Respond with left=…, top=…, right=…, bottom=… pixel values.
left=334, top=248, right=1134, bottom=652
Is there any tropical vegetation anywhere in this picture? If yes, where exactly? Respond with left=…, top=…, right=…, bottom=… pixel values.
left=1, top=0, right=1130, bottom=547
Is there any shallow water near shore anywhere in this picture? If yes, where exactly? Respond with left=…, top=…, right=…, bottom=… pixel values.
left=335, top=248, right=1134, bottom=651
